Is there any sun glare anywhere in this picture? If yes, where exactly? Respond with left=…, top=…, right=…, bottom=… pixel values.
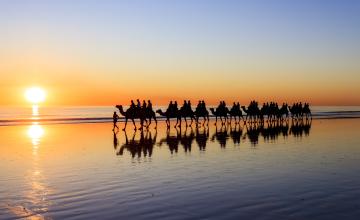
left=25, top=87, right=46, bottom=104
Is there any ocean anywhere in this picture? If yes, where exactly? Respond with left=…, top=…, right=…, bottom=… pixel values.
left=0, top=105, right=360, bottom=126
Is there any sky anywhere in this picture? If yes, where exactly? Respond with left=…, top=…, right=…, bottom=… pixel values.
left=0, top=0, right=359, bottom=106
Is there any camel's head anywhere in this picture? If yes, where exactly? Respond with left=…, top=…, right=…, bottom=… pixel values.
left=115, top=105, right=122, bottom=109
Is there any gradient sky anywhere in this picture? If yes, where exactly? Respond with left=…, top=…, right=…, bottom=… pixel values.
left=1, top=0, right=359, bottom=106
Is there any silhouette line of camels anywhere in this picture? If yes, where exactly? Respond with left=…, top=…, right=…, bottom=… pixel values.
left=113, top=119, right=312, bottom=158
left=115, top=100, right=311, bottom=130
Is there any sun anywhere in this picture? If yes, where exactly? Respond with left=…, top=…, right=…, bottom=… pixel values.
left=25, top=87, right=46, bottom=104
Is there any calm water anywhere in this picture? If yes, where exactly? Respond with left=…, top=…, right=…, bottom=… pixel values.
left=1, top=106, right=360, bottom=125
left=1, top=118, right=360, bottom=219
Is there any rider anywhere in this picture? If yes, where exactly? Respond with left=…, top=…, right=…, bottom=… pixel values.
left=142, top=100, right=147, bottom=110
left=147, top=100, right=153, bottom=111
left=130, top=100, right=136, bottom=110
left=136, top=99, right=141, bottom=109
left=168, top=101, right=173, bottom=113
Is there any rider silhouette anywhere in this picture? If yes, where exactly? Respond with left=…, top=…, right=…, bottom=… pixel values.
left=142, top=100, right=147, bottom=110
left=130, top=100, right=136, bottom=110
left=147, top=100, right=153, bottom=111
left=136, top=99, right=141, bottom=109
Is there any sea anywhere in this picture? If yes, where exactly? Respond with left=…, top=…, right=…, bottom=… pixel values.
left=0, top=105, right=360, bottom=126
left=1, top=106, right=360, bottom=219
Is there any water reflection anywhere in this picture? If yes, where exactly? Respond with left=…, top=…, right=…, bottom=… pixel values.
left=196, top=126, right=209, bottom=151
left=114, top=130, right=157, bottom=158
left=27, top=123, right=44, bottom=149
left=11, top=123, right=53, bottom=219
left=114, top=120, right=312, bottom=158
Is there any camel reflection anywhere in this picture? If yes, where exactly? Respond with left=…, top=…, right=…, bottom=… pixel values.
left=196, top=126, right=209, bottom=151
left=229, top=124, right=243, bottom=145
left=211, top=124, right=229, bottom=148
left=180, top=127, right=195, bottom=153
left=114, top=120, right=312, bottom=157
left=158, top=127, right=197, bottom=153
left=158, top=128, right=181, bottom=154
left=115, top=129, right=157, bottom=158
left=245, top=119, right=312, bottom=146
left=261, top=121, right=289, bottom=142
left=290, top=119, right=311, bottom=137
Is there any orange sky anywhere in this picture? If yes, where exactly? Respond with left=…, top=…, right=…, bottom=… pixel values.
left=1, top=1, right=359, bottom=106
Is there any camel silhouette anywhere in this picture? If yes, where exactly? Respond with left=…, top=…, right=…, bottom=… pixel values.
left=210, top=106, right=229, bottom=125
left=194, top=101, right=210, bottom=126
left=115, top=105, right=145, bottom=130
left=156, top=109, right=181, bottom=128
left=179, top=103, right=196, bottom=127
left=229, top=103, right=244, bottom=124
left=288, top=103, right=312, bottom=120
left=115, top=103, right=157, bottom=130
left=241, top=105, right=261, bottom=122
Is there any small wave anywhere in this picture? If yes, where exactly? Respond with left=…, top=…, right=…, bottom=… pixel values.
left=1, top=113, right=360, bottom=126
left=0, top=116, right=169, bottom=126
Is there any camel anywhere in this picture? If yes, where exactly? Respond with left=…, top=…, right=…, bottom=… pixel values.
left=178, top=106, right=196, bottom=127
left=115, top=105, right=146, bottom=130
left=302, top=104, right=312, bottom=120
left=156, top=109, right=181, bottom=128
left=228, top=104, right=244, bottom=124
left=288, top=104, right=311, bottom=120
left=194, top=102, right=210, bottom=126
left=277, top=104, right=289, bottom=120
left=241, top=105, right=261, bottom=122
left=144, top=107, right=158, bottom=128
left=210, top=107, right=229, bottom=125
left=194, top=108, right=209, bottom=126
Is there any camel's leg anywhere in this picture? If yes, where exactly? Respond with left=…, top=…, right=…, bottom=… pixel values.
left=139, top=119, right=143, bottom=130
left=166, top=118, right=170, bottom=128
left=148, top=118, right=152, bottom=129
left=154, top=116, right=157, bottom=128
left=123, top=118, right=128, bottom=131
left=132, top=119, right=137, bottom=130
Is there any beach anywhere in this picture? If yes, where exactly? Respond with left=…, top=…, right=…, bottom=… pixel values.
left=1, top=117, right=360, bottom=219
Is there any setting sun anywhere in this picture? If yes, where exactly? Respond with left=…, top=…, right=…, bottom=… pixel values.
left=25, top=87, right=46, bottom=104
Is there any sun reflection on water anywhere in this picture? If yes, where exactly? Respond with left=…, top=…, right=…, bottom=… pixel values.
left=15, top=123, right=53, bottom=219
left=28, top=124, right=44, bottom=150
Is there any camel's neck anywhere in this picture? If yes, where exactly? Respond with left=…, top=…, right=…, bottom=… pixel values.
left=210, top=108, right=216, bottom=115
left=241, top=107, right=248, bottom=113
left=118, top=106, right=126, bottom=116
left=158, top=110, right=166, bottom=116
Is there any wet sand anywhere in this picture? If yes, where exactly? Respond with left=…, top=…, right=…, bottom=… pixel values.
left=1, top=119, right=360, bottom=219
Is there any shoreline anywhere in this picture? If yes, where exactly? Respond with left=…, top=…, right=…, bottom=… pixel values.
left=0, top=115, right=360, bottom=126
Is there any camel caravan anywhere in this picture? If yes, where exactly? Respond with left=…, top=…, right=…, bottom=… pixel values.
left=114, top=99, right=311, bottom=130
